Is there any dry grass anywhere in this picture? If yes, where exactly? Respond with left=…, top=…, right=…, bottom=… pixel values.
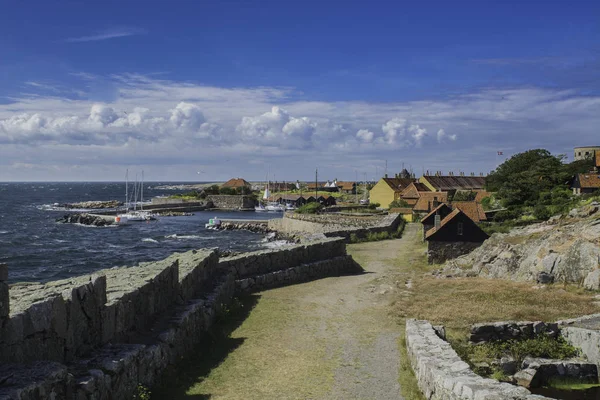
left=398, top=277, right=598, bottom=337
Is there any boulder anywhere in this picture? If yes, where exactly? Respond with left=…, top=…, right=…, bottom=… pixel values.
left=536, top=271, right=554, bottom=284
left=514, top=368, right=540, bottom=388
left=584, top=269, right=600, bottom=290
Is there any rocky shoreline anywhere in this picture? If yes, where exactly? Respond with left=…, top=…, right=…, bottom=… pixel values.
left=57, top=200, right=123, bottom=209
left=56, top=213, right=114, bottom=227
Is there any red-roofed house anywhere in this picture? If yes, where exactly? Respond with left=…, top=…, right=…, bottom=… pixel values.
left=222, top=178, right=251, bottom=189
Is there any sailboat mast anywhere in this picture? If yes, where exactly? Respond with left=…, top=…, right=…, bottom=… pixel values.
left=134, top=173, right=138, bottom=211
left=141, top=170, right=144, bottom=211
left=125, top=169, right=129, bottom=212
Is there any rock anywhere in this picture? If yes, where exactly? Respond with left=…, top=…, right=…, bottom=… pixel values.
left=513, top=368, right=540, bottom=388
left=584, top=269, right=600, bottom=290
left=492, top=356, right=517, bottom=375
left=536, top=271, right=554, bottom=284
left=472, top=362, right=492, bottom=376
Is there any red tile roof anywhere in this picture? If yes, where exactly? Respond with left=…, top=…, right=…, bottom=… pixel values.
left=474, top=190, right=492, bottom=203
left=578, top=173, right=600, bottom=189
left=596, top=150, right=600, bottom=168
left=222, top=178, right=251, bottom=188
left=337, top=181, right=356, bottom=190
left=413, top=192, right=449, bottom=212
left=451, top=201, right=487, bottom=222
left=400, top=182, right=431, bottom=199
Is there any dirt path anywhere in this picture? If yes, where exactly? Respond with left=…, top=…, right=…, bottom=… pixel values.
left=166, top=224, right=421, bottom=400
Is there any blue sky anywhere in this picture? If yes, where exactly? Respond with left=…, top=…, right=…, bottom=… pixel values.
left=1, top=0, right=599, bottom=181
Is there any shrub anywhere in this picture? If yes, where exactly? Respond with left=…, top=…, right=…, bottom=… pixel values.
left=453, top=191, right=477, bottom=201
left=533, top=204, right=551, bottom=220
left=295, top=202, right=324, bottom=214
left=389, top=199, right=409, bottom=208
left=368, top=202, right=380, bottom=210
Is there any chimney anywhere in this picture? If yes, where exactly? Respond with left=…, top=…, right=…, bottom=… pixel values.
left=385, top=173, right=388, bottom=178
left=433, top=196, right=439, bottom=208
left=434, top=214, right=441, bottom=230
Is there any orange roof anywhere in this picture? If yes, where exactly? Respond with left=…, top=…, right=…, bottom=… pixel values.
left=596, top=150, right=600, bottom=168
left=452, top=201, right=487, bottom=222
left=421, top=175, right=486, bottom=191
left=413, top=192, right=449, bottom=212
left=474, top=190, right=492, bottom=203
left=400, top=182, right=431, bottom=199
left=425, top=209, right=461, bottom=239
left=222, top=178, right=251, bottom=188
left=337, top=181, right=356, bottom=190
left=578, top=173, right=600, bottom=189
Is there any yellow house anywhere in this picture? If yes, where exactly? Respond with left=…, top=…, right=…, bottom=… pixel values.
left=369, top=176, right=415, bottom=209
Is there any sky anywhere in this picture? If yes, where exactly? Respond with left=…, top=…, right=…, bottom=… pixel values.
left=0, top=0, right=599, bottom=182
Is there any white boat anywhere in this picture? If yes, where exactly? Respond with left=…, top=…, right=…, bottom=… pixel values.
left=255, top=204, right=267, bottom=212
left=117, top=170, right=158, bottom=223
left=285, top=203, right=297, bottom=211
left=205, top=217, right=221, bottom=229
left=265, top=202, right=285, bottom=212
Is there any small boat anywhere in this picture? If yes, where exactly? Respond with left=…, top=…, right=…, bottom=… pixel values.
left=255, top=204, right=267, bottom=212
left=117, top=170, right=158, bottom=223
left=285, top=203, right=296, bottom=211
left=205, top=217, right=222, bottom=229
left=265, top=202, right=285, bottom=212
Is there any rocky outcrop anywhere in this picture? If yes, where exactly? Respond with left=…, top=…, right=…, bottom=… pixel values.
left=56, top=214, right=113, bottom=226
left=442, top=203, right=600, bottom=286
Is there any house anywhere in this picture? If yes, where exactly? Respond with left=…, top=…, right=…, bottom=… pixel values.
left=412, top=192, right=449, bottom=215
left=423, top=209, right=489, bottom=264
left=399, top=182, right=431, bottom=207
left=572, top=173, right=600, bottom=195
left=267, top=181, right=296, bottom=192
left=420, top=203, right=453, bottom=239
left=419, top=173, right=486, bottom=193
left=272, top=194, right=308, bottom=207
left=451, top=201, right=487, bottom=223
left=222, top=178, right=251, bottom=189
left=596, top=150, right=600, bottom=169
left=336, top=181, right=356, bottom=194
left=574, top=146, right=600, bottom=161
left=369, top=175, right=415, bottom=208
left=317, top=194, right=337, bottom=206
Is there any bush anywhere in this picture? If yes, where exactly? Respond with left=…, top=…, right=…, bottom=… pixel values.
left=389, top=199, right=409, bottom=208
left=295, top=202, right=324, bottom=214
left=368, top=202, right=380, bottom=210
left=533, top=204, right=551, bottom=220
left=452, top=191, right=477, bottom=201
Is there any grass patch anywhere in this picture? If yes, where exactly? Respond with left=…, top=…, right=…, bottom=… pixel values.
left=546, top=376, right=600, bottom=390
left=398, top=329, right=426, bottom=400
left=349, top=219, right=406, bottom=243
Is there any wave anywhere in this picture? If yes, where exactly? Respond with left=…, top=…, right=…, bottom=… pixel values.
left=0, top=231, right=8, bottom=234
left=142, top=238, right=159, bottom=243
left=165, top=234, right=216, bottom=240
left=263, top=240, right=293, bottom=249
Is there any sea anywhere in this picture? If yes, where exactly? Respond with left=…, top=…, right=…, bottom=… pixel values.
left=0, top=182, right=283, bottom=283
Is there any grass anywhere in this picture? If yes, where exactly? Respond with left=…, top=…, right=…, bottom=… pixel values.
left=546, top=377, right=600, bottom=390
left=152, top=293, right=337, bottom=400
left=349, top=220, right=406, bottom=243
left=380, top=225, right=599, bottom=398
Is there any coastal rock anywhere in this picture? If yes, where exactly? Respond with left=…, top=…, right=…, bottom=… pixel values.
left=443, top=204, right=600, bottom=285
left=56, top=214, right=113, bottom=227
left=61, top=200, right=122, bottom=209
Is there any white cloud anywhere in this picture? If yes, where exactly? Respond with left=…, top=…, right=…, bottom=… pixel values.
left=437, top=129, right=457, bottom=143
left=356, top=129, right=374, bottom=143
left=236, top=106, right=316, bottom=148
left=1, top=73, right=599, bottom=180
left=65, top=27, right=146, bottom=43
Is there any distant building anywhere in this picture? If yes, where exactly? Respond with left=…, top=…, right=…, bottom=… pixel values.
left=423, top=208, right=489, bottom=264
left=451, top=201, right=487, bottom=223
left=336, top=181, right=356, bottom=194
left=574, top=146, right=600, bottom=161
left=412, top=192, right=449, bottom=215
left=596, top=150, right=600, bottom=169
left=317, top=194, right=337, bottom=206
left=399, top=182, right=432, bottom=207
left=369, top=174, right=415, bottom=208
left=419, top=172, right=486, bottom=193
left=222, top=178, right=251, bottom=189
left=420, top=203, right=453, bottom=239
left=571, top=173, right=600, bottom=195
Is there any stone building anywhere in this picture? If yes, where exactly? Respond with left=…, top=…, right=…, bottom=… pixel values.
left=424, top=208, right=489, bottom=264
left=574, top=146, right=600, bottom=161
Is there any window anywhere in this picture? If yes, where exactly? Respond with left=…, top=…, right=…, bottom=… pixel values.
left=579, top=152, right=582, bottom=156
left=457, top=222, right=464, bottom=236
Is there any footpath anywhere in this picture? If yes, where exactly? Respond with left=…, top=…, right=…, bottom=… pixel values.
left=156, top=225, right=421, bottom=400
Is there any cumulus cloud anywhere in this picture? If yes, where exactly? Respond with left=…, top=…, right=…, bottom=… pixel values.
left=236, top=106, right=316, bottom=148
left=437, top=129, right=457, bottom=143
left=379, top=118, right=427, bottom=147
left=356, top=129, right=374, bottom=143
left=169, top=102, right=206, bottom=131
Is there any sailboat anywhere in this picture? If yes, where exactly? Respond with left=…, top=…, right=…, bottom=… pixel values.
left=117, top=170, right=158, bottom=223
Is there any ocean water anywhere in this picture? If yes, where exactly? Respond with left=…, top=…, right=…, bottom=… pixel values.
left=0, top=182, right=282, bottom=283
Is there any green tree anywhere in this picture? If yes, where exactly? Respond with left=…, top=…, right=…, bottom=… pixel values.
left=389, top=199, right=409, bottom=208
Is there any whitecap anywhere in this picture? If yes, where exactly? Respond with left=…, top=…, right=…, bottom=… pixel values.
left=0, top=231, right=8, bottom=234
left=142, top=238, right=159, bottom=243
left=165, top=234, right=216, bottom=240
left=263, top=240, right=293, bottom=249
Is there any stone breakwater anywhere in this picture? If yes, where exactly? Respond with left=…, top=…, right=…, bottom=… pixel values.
left=56, top=213, right=114, bottom=227
left=0, top=237, right=356, bottom=399
left=268, top=213, right=404, bottom=242
left=60, top=201, right=122, bottom=210
left=405, top=319, right=549, bottom=399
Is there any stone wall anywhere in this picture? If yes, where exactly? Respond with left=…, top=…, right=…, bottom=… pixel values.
left=405, top=319, right=548, bottom=400
left=208, top=195, right=255, bottom=209
left=268, top=213, right=404, bottom=241
left=0, top=238, right=357, bottom=399
left=427, top=240, right=483, bottom=264
left=470, top=321, right=559, bottom=343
